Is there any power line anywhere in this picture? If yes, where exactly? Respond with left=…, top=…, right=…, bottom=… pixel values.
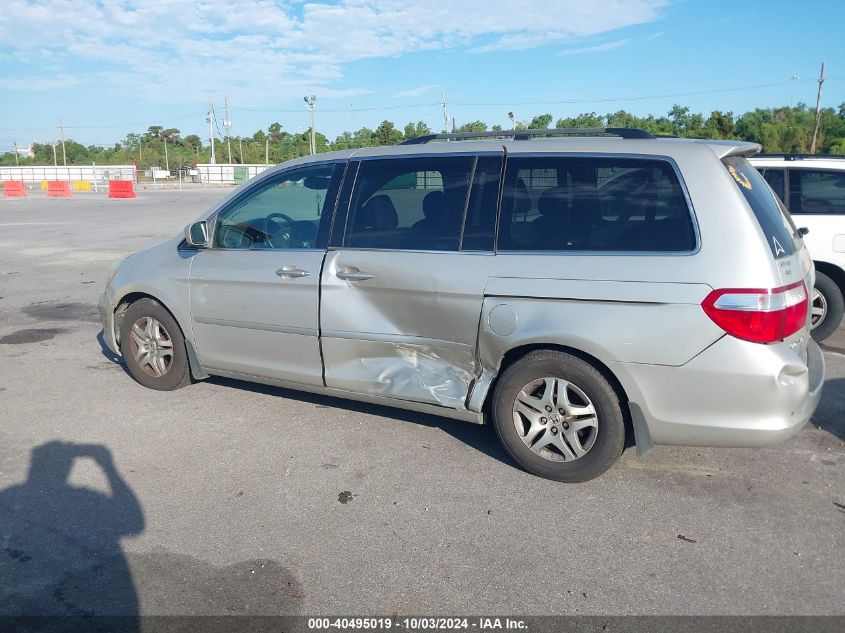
left=1, top=76, right=842, bottom=136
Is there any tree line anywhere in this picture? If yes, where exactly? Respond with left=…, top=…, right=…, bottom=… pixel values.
left=2, top=103, right=844, bottom=170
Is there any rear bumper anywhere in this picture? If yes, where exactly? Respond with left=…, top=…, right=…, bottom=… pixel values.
left=614, top=336, right=825, bottom=448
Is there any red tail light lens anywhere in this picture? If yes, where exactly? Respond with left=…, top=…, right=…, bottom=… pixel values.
left=701, top=281, right=808, bottom=343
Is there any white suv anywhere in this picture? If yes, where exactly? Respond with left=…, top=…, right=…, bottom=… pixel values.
left=751, top=155, right=845, bottom=341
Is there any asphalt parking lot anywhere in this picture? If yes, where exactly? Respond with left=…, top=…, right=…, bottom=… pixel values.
left=0, top=188, right=843, bottom=617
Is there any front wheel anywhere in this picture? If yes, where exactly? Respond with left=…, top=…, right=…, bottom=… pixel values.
left=118, top=298, right=192, bottom=391
left=492, top=350, right=626, bottom=482
left=810, top=272, right=844, bottom=343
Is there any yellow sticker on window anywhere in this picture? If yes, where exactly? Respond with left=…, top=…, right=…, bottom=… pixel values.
left=727, top=164, right=752, bottom=190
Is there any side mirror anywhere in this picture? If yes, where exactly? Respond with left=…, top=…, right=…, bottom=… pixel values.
left=185, top=221, right=209, bottom=247
left=797, top=227, right=809, bottom=237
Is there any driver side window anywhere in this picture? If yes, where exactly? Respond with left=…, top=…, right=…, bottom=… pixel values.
left=214, top=163, right=337, bottom=250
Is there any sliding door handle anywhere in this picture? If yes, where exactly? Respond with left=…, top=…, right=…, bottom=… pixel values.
left=336, top=267, right=375, bottom=282
left=276, top=266, right=310, bottom=279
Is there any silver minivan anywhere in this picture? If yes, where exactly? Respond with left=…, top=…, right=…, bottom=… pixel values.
left=99, top=128, right=825, bottom=482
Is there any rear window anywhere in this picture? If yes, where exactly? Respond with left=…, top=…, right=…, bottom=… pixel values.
left=724, top=157, right=797, bottom=259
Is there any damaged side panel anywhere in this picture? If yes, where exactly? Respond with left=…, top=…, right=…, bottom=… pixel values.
left=320, top=250, right=493, bottom=409
left=320, top=338, right=477, bottom=408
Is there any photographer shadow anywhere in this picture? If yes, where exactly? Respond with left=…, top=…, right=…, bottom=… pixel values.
left=0, top=441, right=143, bottom=625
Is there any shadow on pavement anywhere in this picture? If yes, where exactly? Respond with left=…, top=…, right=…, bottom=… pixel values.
left=812, top=376, right=845, bottom=441
left=0, top=441, right=143, bottom=627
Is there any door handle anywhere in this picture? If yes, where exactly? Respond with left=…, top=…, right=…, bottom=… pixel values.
left=336, top=267, right=375, bottom=282
left=276, top=266, right=310, bottom=279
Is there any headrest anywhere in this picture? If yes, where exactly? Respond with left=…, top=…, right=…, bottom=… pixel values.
left=422, top=190, right=445, bottom=219
left=513, top=177, right=530, bottom=215
left=359, top=195, right=399, bottom=230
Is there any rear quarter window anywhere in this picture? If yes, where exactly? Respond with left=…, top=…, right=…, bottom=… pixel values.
left=497, top=155, right=696, bottom=252
left=724, top=157, right=797, bottom=259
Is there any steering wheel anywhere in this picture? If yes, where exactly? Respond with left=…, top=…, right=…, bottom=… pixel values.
left=262, top=212, right=295, bottom=248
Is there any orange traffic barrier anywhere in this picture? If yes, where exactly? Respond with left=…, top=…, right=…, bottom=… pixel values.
left=3, top=181, right=26, bottom=197
left=108, top=180, right=136, bottom=199
left=46, top=181, right=72, bottom=198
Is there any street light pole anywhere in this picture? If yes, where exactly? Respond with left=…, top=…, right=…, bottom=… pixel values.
left=304, top=95, right=317, bottom=155
left=207, top=101, right=216, bottom=165
left=59, top=119, right=67, bottom=166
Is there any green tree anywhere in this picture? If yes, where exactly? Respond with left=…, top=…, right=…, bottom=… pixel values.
left=456, top=120, right=487, bottom=133
left=556, top=112, right=605, bottom=128
left=527, top=114, right=553, bottom=129
left=372, top=120, right=403, bottom=146
left=403, top=121, right=432, bottom=139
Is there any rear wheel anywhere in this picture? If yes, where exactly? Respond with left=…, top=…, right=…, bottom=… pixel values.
left=810, top=272, right=844, bottom=343
left=119, top=298, right=191, bottom=391
left=492, top=350, right=625, bottom=482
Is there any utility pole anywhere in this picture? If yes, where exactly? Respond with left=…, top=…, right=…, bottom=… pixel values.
left=304, top=95, right=317, bottom=155
left=207, top=101, right=216, bottom=165
left=58, top=119, right=67, bottom=166
left=13, top=143, right=18, bottom=166
left=52, top=142, right=57, bottom=166
left=164, top=137, right=169, bottom=171
left=265, top=137, right=269, bottom=165
left=789, top=74, right=800, bottom=108
left=441, top=92, right=449, bottom=133
left=810, top=62, right=826, bottom=154
left=223, top=97, right=233, bottom=164
left=239, top=138, right=244, bottom=164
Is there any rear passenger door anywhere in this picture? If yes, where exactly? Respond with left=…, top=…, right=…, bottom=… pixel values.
left=320, top=153, right=501, bottom=409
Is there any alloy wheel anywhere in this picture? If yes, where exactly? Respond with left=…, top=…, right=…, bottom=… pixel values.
left=512, top=377, right=599, bottom=462
left=129, top=316, right=174, bottom=378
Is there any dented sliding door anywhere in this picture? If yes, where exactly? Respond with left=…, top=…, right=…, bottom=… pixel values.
left=320, top=249, right=492, bottom=408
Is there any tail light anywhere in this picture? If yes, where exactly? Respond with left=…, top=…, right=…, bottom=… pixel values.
left=701, top=281, right=808, bottom=344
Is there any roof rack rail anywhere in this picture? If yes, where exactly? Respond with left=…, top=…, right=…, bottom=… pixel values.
left=755, top=153, right=845, bottom=160
left=400, top=127, right=655, bottom=145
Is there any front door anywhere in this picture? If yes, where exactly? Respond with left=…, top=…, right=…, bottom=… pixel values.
left=189, top=162, right=342, bottom=385
left=320, top=154, right=501, bottom=409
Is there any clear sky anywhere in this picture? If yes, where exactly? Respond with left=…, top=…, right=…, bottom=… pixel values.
left=0, top=0, right=843, bottom=150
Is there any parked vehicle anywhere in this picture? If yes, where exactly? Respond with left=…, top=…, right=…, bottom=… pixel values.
left=100, top=128, right=824, bottom=482
left=750, top=155, right=845, bottom=342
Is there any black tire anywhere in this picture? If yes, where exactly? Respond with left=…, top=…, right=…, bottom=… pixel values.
left=119, top=298, right=192, bottom=391
left=810, top=272, right=844, bottom=343
left=492, top=350, right=625, bottom=483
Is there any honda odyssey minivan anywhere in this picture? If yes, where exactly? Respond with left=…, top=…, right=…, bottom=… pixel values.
left=99, top=128, right=824, bottom=482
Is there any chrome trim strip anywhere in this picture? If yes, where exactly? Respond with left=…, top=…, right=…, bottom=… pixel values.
left=194, top=316, right=317, bottom=337
left=321, top=329, right=473, bottom=351
left=327, top=247, right=494, bottom=256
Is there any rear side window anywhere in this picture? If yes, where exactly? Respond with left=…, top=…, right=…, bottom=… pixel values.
left=344, top=156, right=473, bottom=250
left=788, top=169, right=845, bottom=214
left=497, top=155, right=696, bottom=252
left=724, top=157, right=796, bottom=259
left=759, top=168, right=786, bottom=201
